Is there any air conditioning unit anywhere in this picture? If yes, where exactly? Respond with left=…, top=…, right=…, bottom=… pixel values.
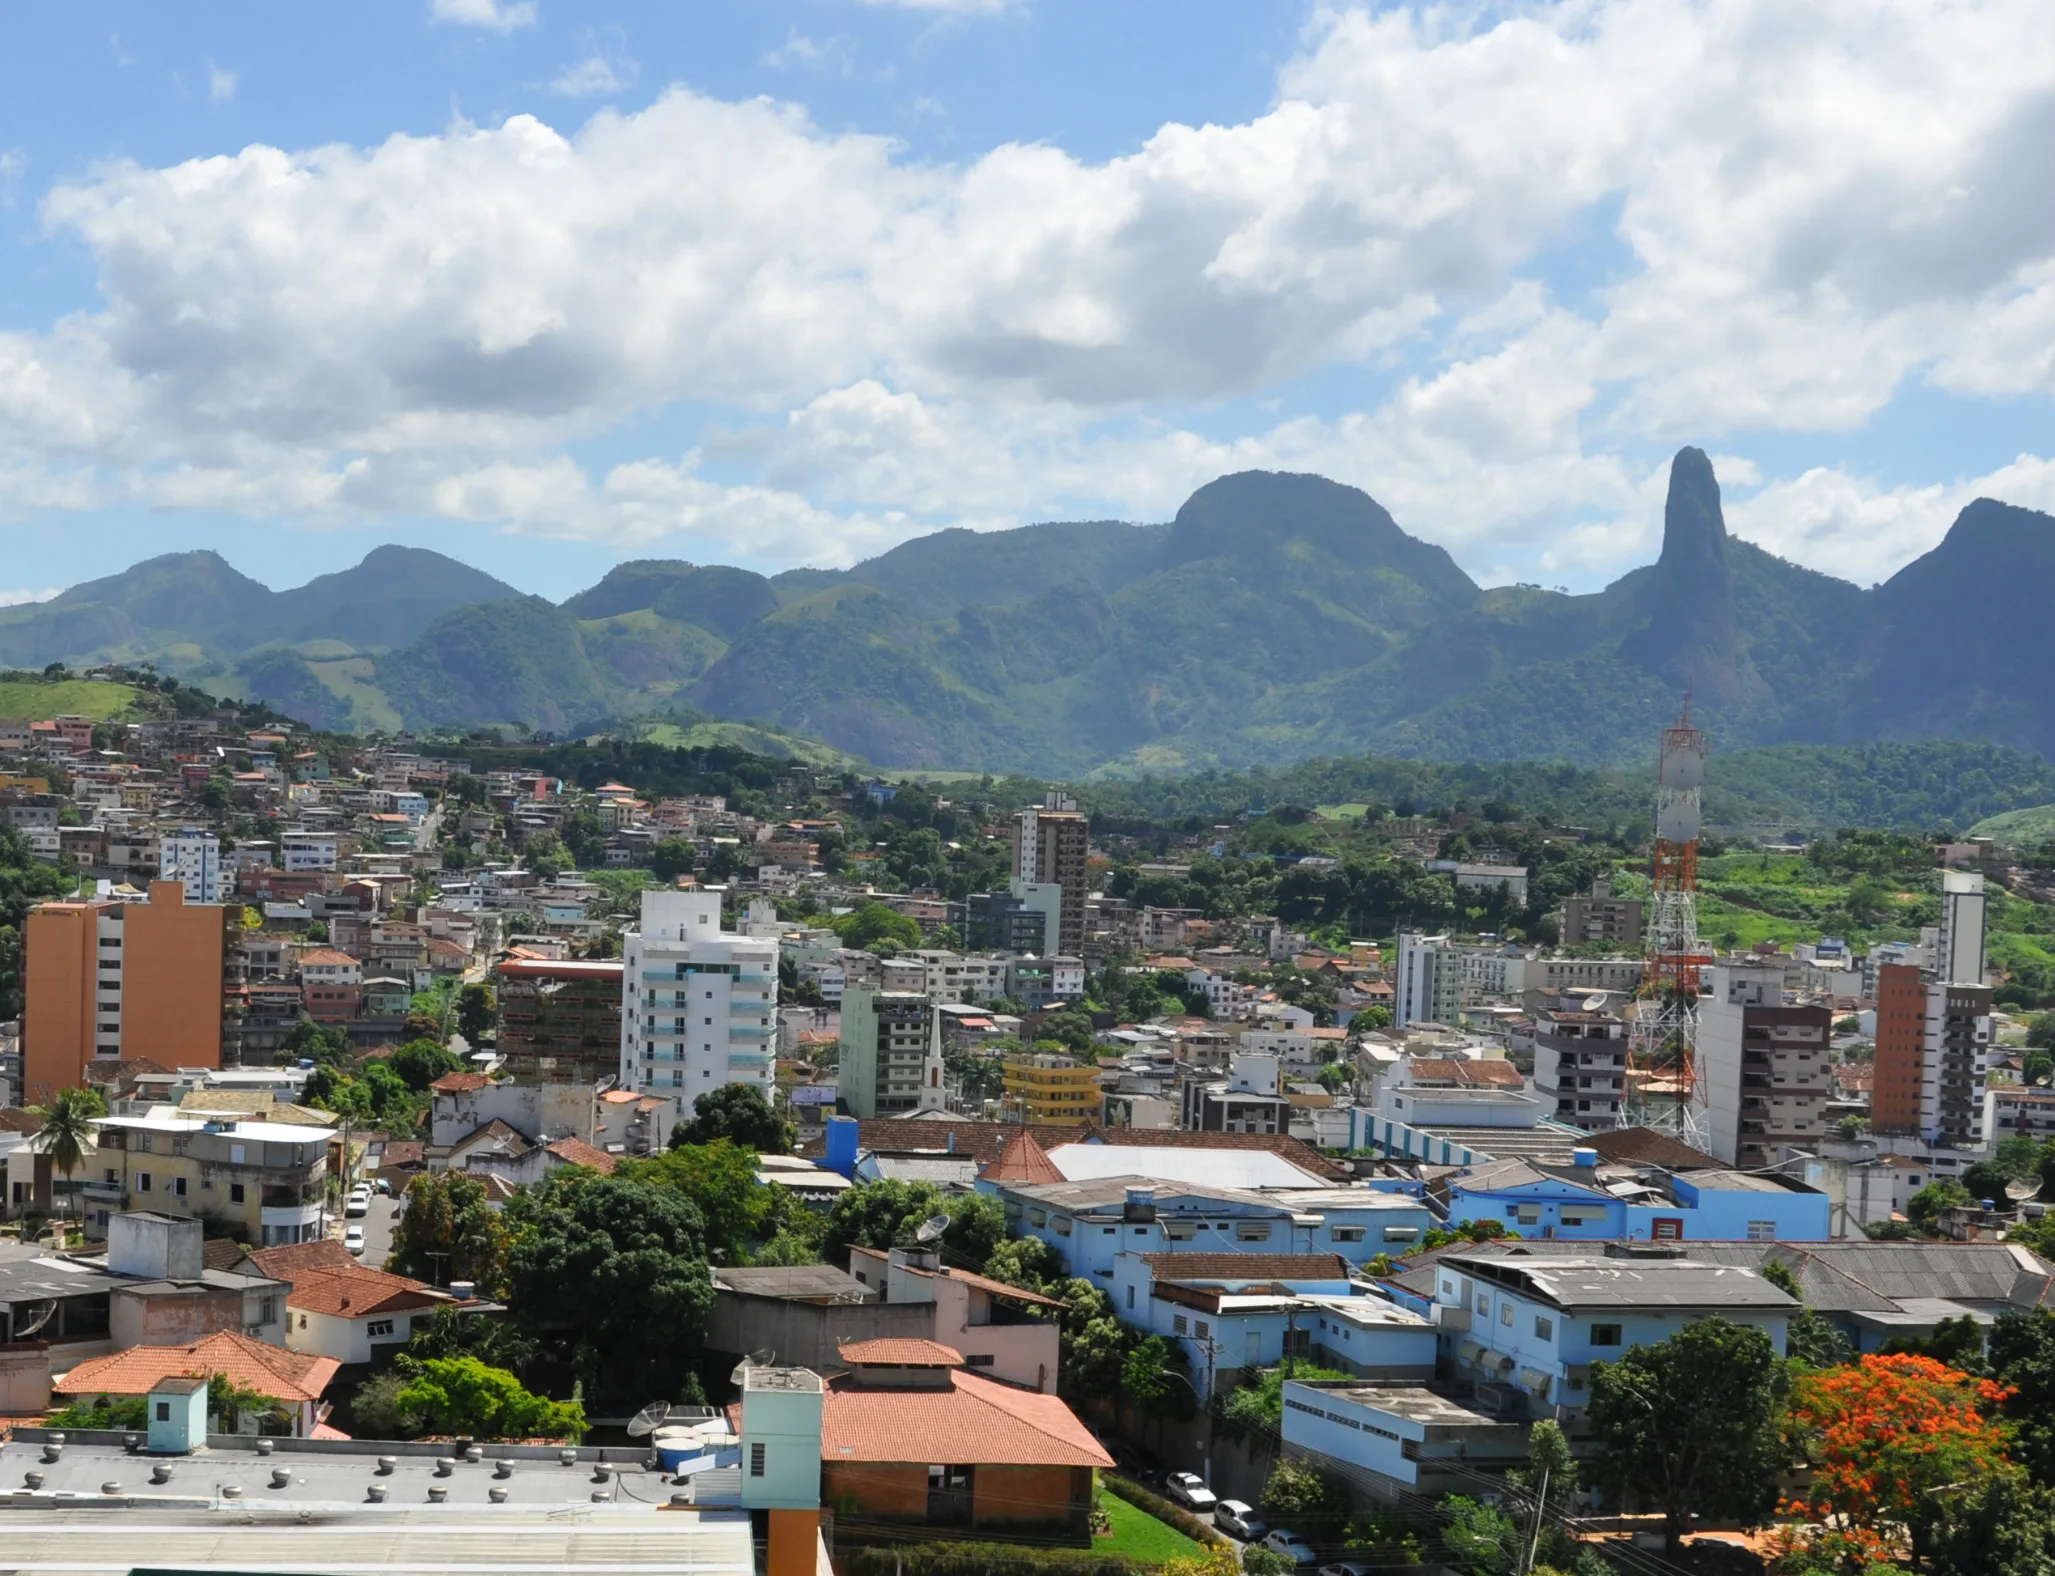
left=1472, top=1382, right=1519, bottom=1416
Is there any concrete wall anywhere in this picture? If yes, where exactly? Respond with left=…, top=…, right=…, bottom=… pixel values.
left=0, top=1345, right=52, bottom=1414
left=110, top=1286, right=243, bottom=1351
left=108, top=1212, right=204, bottom=1279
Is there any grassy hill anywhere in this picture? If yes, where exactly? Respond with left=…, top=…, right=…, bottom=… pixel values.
left=1970, top=804, right=2055, bottom=846
left=0, top=676, right=143, bottom=723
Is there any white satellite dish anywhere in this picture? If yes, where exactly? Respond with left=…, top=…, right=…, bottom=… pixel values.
left=2006, top=1177, right=2041, bottom=1202
left=1582, top=994, right=1606, bottom=1014
left=914, top=1214, right=950, bottom=1244
left=627, top=1400, right=671, bottom=1438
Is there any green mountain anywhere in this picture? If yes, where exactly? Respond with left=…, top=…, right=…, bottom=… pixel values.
left=15, top=451, right=2055, bottom=774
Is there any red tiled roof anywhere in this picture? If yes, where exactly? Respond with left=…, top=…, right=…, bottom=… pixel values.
left=56, top=1331, right=338, bottom=1403
left=279, top=1263, right=445, bottom=1319
left=244, top=1239, right=359, bottom=1278
left=981, top=1131, right=1064, bottom=1185
left=544, top=1136, right=618, bottom=1173
left=1140, top=1252, right=1352, bottom=1282
left=822, top=1368, right=1112, bottom=1468
left=430, top=1072, right=493, bottom=1094
left=298, top=949, right=361, bottom=967
left=838, top=1338, right=963, bottom=1366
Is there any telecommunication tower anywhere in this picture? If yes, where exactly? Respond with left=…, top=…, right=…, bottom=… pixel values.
left=1628, top=706, right=1713, bottom=1146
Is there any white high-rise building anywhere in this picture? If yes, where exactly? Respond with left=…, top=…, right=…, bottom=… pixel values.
left=1394, top=932, right=1460, bottom=1029
left=620, top=890, right=778, bottom=1114
left=158, top=828, right=222, bottom=905
left=1936, top=871, right=1988, bottom=986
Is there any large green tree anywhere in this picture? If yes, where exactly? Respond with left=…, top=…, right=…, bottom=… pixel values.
left=823, top=1179, right=1005, bottom=1269
left=505, top=1173, right=715, bottom=1399
left=1990, top=1308, right=2055, bottom=1483
left=390, top=1037, right=463, bottom=1091
left=622, top=1141, right=784, bottom=1264
left=670, top=1083, right=792, bottom=1155
left=394, top=1355, right=586, bottom=1442
left=1586, top=1318, right=1790, bottom=1555
left=388, top=1172, right=509, bottom=1292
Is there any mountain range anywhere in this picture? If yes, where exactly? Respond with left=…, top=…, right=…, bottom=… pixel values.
left=3, top=449, right=2050, bottom=776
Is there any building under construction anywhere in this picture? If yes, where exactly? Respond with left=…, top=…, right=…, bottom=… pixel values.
left=1627, top=708, right=1714, bottom=1148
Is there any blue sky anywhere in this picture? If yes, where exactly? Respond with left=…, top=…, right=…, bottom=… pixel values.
left=0, top=0, right=2050, bottom=603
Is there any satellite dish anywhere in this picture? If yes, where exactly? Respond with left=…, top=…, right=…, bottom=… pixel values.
left=627, top=1400, right=671, bottom=1438
left=2007, top=1178, right=2041, bottom=1202
left=748, top=1347, right=776, bottom=1368
left=10, top=1300, right=53, bottom=1339
left=914, top=1214, right=950, bottom=1245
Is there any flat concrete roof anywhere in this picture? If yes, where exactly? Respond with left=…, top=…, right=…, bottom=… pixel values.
left=1291, top=1380, right=1520, bottom=1430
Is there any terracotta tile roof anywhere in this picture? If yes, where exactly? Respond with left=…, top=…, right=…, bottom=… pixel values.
left=56, top=1331, right=338, bottom=1404
left=201, top=1237, right=248, bottom=1271
left=244, top=1239, right=359, bottom=1279
left=0, top=1108, right=42, bottom=1135
left=544, top=1136, right=618, bottom=1173
left=822, top=1368, right=1112, bottom=1468
left=838, top=1338, right=964, bottom=1366
left=279, top=1263, right=445, bottom=1319
left=1140, top=1252, right=1353, bottom=1282
left=430, top=1072, right=494, bottom=1094
left=298, top=949, right=361, bottom=967
left=1405, top=1058, right=1524, bottom=1088
left=981, top=1131, right=1064, bottom=1185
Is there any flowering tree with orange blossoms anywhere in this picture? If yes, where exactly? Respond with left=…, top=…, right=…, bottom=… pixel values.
left=1784, top=1353, right=2016, bottom=1570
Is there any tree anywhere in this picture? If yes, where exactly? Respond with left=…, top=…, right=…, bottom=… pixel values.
left=831, top=902, right=920, bottom=952
left=1926, top=1474, right=2055, bottom=1576
left=1786, top=1353, right=2016, bottom=1570
left=394, top=1355, right=587, bottom=1442
left=390, top=1038, right=464, bottom=1092
left=1587, top=1318, right=1790, bottom=1554
left=650, top=838, right=696, bottom=882
left=1055, top=1278, right=1131, bottom=1402
left=209, top=1372, right=288, bottom=1434
left=823, top=1179, right=1004, bottom=1268
left=1121, top=1335, right=1191, bottom=1422
left=982, top=1236, right=1067, bottom=1297
left=457, top=982, right=496, bottom=1044
left=1259, top=1457, right=1347, bottom=1523
left=623, top=1141, right=782, bottom=1264
left=1985, top=1308, right=2055, bottom=1484
left=1436, top=1495, right=1522, bottom=1576
left=32, top=1086, right=105, bottom=1226
left=1880, top=1313, right=1988, bottom=1372
left=505, top=1173, right=715, bottom=1399
left=670, top=1083, right=792, bottom=1155
left=1907, top=1177, right=1975, bottom=1233
left=389, top=1172, right=509, bottom=1292
left=402, top=1303, right=536, bottom=1373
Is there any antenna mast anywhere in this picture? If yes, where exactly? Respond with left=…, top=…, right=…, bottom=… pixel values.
left=1629, top=703, right=1712, bottom=1147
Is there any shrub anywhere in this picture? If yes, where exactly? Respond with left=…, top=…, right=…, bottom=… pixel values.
left=848, top=1544, right=1141, bottom=1576
left=1101, top=1475, right=1229, bottom=1547
left=1259, top=1458, right=1348, bottom=1523
left=1241, top=1551, right=1295, bottom=1576
left=46, top=1394, right=148, bottom=1431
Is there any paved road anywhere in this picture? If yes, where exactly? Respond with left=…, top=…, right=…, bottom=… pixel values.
left=332, top=1192, right=402, bottom=1269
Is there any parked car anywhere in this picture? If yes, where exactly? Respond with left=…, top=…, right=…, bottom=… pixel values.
left=375, top=1178, right=393, bottom=1195
left=344, top=1194, right=369, bottom=1218
left=1319, top=1563, right=1380, bottom=1576
left=1165, top=1472, right=1217, bottom=1513
left=343, top=1225, right=366, bottom=1256
left=1262, top=1530, right=1319, bottom=1567
left=1215, top=1501, right=1266, bottom=1541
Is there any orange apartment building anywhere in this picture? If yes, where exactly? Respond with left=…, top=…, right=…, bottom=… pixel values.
left=24, top=881, right=230, bottom=1104
left=1871, top=961, right=1928, bottom=1134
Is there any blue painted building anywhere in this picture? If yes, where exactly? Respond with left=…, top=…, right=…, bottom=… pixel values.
left=1442, top=1153, right=1830, bottom=1242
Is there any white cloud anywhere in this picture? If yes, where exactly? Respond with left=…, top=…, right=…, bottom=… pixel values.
left=430, top=0, right=537, bottom=33
left=551, top=39, right=637, bottom=98
left=208, top=64, right=236, bottom=104
left=0, top=0, right=2049, bottom=583
left=0, top=587, right=59, bottom=607
left=761, top=30, right=853, bottom=73
left=0, top=149, right=23, bottom=208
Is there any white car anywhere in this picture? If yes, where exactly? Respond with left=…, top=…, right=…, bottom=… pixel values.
left=1319, top=1563, right=1380, bottom=1576
left=1165, top=1472, right=1217, bottom=1513
left=344, top=1194, right=369, bottom=1218
left=343, top=1225, right=366, bottom=1256
left=1262, top=1531, right=1320, bottom=1567
left=1215, top=1501, right=1266, bottom=1541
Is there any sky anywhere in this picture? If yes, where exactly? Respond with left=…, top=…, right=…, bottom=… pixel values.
left=0, top=0, right=2050, bottom=605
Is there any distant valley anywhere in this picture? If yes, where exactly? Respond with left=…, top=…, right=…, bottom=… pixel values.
left=4, top=449, right=2052, bottom=778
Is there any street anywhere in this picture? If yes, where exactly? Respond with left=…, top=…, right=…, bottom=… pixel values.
left=333, top=1192, right=402, bottom=1270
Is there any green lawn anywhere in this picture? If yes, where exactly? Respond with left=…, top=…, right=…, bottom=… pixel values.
left=1094, top=1488, right=1205, bottom=1565
left=0, top=678, right=138, bottom=723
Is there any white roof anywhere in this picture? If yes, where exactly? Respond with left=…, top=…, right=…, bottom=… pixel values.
left=95, top=1108, right=338, bottom=1143
left=1045, top=1142, right=1326, bottom=1190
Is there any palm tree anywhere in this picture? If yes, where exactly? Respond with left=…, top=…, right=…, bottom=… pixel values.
left=31, top=1086, right=103, bottom=1236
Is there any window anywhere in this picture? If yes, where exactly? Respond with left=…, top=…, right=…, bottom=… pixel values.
left=1514, top=1206, right=1542, bottom=1225
left=156, top=1401, right=171, bottom=1423
left=1501, top=1302, right=1514, bottom=1326
left=1746, top=1220, right=1777, bottom=1242
left=1591, top=1324, right=1623, bottom=1347
left=749, top=1443, right=766, bottom=1478
left=258, top=1297, right=278, bottom=1325
left=1476, top=1293, right=1490, bottom=1317
left=1174, top=1315, right=1188, bottom=1335
left=137, top=1172, right=152, bottom=1193
left=1330, top=1226, right=1366, bottom=1242
left=230, top=1183, right=246, bottom=1204
left=367, top=1319, right=396, bottom=1338
left=1126, top=1286, right=1135, bottom=1310
left=1534, top=1316, right=1553, bottom=1339
left=964, top=1355, right=994, bottom=1368
left=1234, top=1224, right=1271, bottom=1242
left=1196, top=1321, right=1210, bottom=1339
left=172, top=1176, right=188, bottom=1198
left=136, top=1133, right=153, bottom=1154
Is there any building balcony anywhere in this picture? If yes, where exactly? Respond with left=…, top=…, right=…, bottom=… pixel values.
left=261, top=1200, right=324, bottom=1230
left=727, top=1024, right=773, bottom=1040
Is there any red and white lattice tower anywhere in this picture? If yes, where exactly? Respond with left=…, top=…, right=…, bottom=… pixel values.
left=1628, top=706, right=1714, bottom=1147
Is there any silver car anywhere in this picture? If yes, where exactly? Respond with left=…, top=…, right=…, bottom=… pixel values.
left=1214, top=1500, right=1266, bottom=1541
left=1165, top=1472, right=1218, bottom=1513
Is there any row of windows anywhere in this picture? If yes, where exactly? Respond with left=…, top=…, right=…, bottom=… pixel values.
left=1282, top=1395, right=1401, bottom=1442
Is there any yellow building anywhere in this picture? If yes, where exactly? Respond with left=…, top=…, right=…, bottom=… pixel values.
left=90, top=1109, right=333, bottom=1246
left=1002, top=1053, right=1102, bottom=1126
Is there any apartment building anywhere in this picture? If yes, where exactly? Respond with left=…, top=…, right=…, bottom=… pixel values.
left=1560, top=879, right=1645, bottom=946
left=1001, top=1053, right=1101, bottom=1126
left=279, top=831, right=338, bottom=873
left=1395, top=932, right=1461, bottom=1029
left=497, top=956, right=625, bottom=1086
left=837, top=987, right=947, bottom=1119
left=619, top=889, right=777, bottom=1111
left=88, top=1108, right=333, bottom=1246
left=1936, top=871, right=1988, bottom=988
left=1529, top=1002, right=1628, bottom=1129
left=1699, top=962, right=1833, bottom=1169
left=23, top=883, right=230, bottom=1105
left=158, top=829, right=222, bottom=906
left=1012, top=793, right=1089, bottom=957
left=1921, top=983, right=1993, bottom=1151
left=1869, top=962, right=1927, bottom=1134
